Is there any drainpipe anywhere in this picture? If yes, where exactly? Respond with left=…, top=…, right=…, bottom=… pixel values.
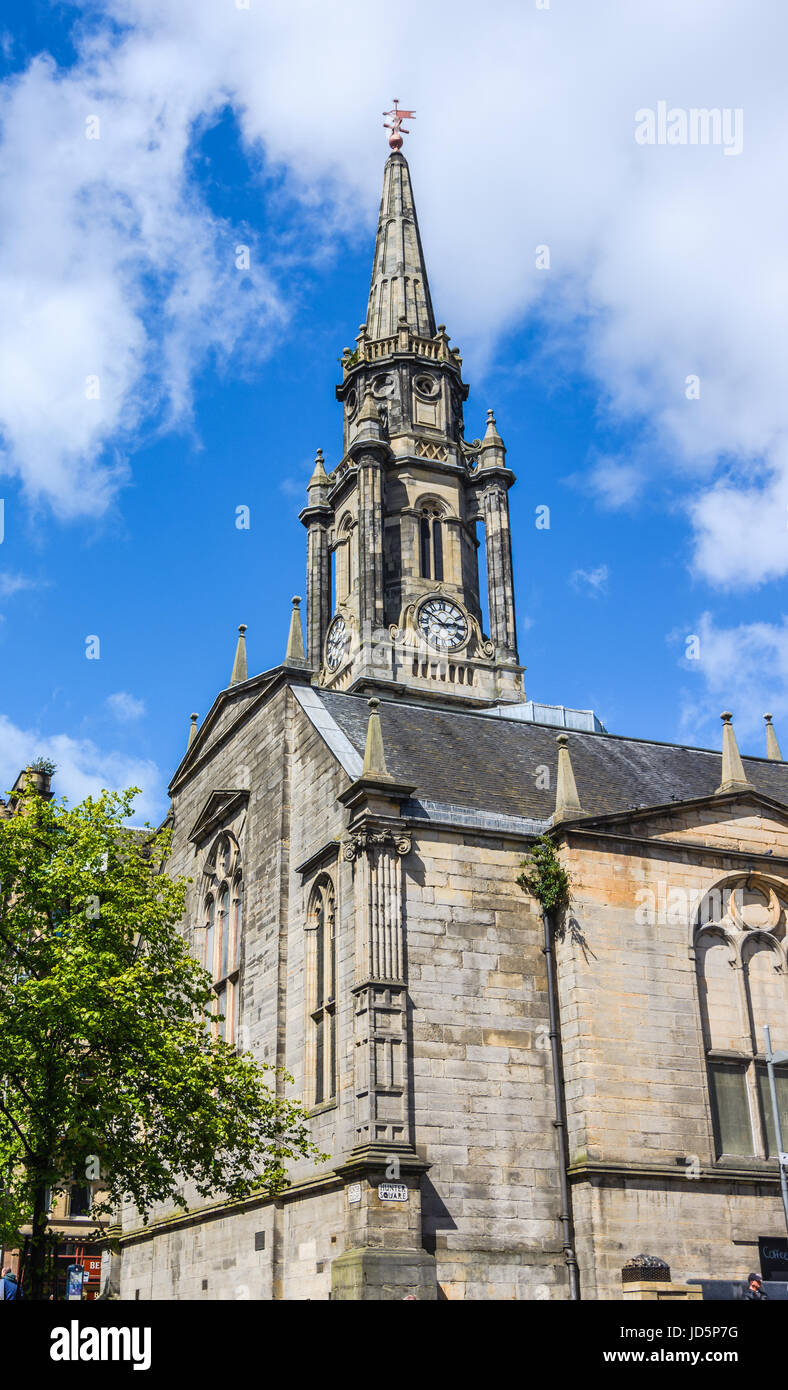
left=542, top=908, right=580, bottom=1300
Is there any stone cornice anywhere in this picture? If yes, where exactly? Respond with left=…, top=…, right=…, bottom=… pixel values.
left=114, top=1168, right=346, bottom=1248
left=551, top=824, right=788, bottom=869
left=568, top=1157, right=783, bottom=1186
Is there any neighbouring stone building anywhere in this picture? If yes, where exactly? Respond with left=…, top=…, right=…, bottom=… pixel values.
left=113, top=133, right=788, bottom=1301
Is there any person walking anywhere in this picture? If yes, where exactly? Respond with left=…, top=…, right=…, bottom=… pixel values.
left=743, top=1271, right=768, bottom=1300
left=2, top=1267, right=22, bottom=1301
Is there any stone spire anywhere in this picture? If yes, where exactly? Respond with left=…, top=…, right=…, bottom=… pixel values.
left=284, top=596, right=309, bottom=667
left=365, top=153, right=436, bottom=341
left=229, top=624, right=248, bottom=686
left=764, top=713, right=783, bottom=761
left=553, top=733, right=586, bottom=824
left=716, top=712, right=753, bottom=793
left=307, top=447, right=330, bottom=501
left=478, top=408, right=506, bottom=470
left=188, top=713, right=198, bottom=747
left=361, top=697, right=392, bottom=780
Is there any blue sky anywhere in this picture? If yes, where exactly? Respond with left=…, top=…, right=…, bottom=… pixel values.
left=1, top=0, right=787, bottom=821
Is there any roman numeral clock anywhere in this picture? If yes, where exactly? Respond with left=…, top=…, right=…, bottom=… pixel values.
left=416, top=597, right=469, bottom=652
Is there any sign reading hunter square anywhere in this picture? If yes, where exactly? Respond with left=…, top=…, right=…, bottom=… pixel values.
left=759, top=1237, right=788, bottom=1280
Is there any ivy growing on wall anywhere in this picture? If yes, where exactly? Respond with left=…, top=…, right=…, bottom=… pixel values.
left=517, top=834, right=571, bottom=914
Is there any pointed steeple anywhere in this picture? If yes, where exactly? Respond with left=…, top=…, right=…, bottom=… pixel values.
left=553, top=734, right=586, bottom=824
left=716, top=712, right=753, bottom=793
left=284, top=596, right=309, bottom=668
left=366, top=153, right=436, bottom=341
left=361, top=697, right=392, bottom=780
left=187, top=713, right=199, bottom=747
left=764, top=713, right=783, bottom=761
left=229, top=624, right=248, bottom=686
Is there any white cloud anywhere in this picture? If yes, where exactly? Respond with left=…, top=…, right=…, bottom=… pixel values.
left=107, top=691, right=146, bottom=721
left=0, top=713, right=165, bottom=822
left=0, top=0, right=787, bottom=591
left=676, top=611, right=788, bottom=750
left=0, top=572, right=38, bottom=598
left=571, top=564, right=609, bottom=596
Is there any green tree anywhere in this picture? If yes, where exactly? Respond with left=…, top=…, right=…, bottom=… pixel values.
left=0, top=785, right=323, bottom=1299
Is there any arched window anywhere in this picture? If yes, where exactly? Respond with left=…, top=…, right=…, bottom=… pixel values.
left=419, top=503, right=444, bottom=582
left=695, top=876, right=788, bottom=1159
left=336, top=513, right=354, bottom=603
left=204, top=896, right=215, bottom=977
left=201, top=835, right=243, bottom=1046
left=308, top=877, right=336, bottom=1106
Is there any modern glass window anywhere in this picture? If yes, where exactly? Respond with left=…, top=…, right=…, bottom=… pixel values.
left=309, top=878, right=336, bottom=1106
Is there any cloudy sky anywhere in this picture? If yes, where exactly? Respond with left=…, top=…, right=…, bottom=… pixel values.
left=0, top=0, right=786, bottom=819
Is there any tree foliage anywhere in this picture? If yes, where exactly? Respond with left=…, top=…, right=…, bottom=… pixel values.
left=0, top=786, right=323, bottom=1295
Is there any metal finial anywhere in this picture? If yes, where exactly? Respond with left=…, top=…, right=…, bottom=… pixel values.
left=383, top=99, right=416, bottom=152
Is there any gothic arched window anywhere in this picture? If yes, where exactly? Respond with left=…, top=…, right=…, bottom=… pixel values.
left=695, top=876, right=788, bottom=1159
left=419, top=502, right=444, bottom=582
left=336, top=513, right=355, bottom=603
left=308, top=877, right=336, bottom=1106
left=201, top=834, right=243, bottom=1046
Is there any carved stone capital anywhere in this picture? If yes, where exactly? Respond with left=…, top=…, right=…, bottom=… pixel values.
left=342, top=828, right=412, bottom=861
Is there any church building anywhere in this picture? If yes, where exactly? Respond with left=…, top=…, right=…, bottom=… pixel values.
left=114, top=121, right=788, bottom=1300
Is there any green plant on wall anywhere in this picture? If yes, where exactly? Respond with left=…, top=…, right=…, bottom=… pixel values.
left=517, top=834, right=571, bottom=914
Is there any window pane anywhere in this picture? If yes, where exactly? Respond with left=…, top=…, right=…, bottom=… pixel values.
left=709, top=1062, right=753, bottom=1157
left=327, top=893, right=335, bottom=1001
left=219, top=889, right=230, bottom=978
left=420, top=517, right=431, bottom=579
left=69, top=1184, right=91, bottom=1217
left=315, top=1016, right=324, bottom=1105
left=433, top=520, right=443, bottom=581
left=216, top=984, right=226, bottom=1042
left=232, top=880, right=243, bottom=969
left=204, top=898, right=215, bottom=977
left=756, top=1066, right=788, bottom=1157
left=329, top=1009, right=336, bottom=1100
left=315, top=901, right=325, bottom=1007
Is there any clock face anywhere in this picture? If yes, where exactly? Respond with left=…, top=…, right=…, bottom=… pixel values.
left=417, top=598, right=469, bottom=652
left=325, top=616, right=348, bottom=670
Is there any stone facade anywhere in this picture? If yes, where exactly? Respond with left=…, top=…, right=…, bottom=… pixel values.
left=113, top=145, right=788, bottom=1301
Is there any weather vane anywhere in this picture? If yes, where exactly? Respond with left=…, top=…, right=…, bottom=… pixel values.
left=383, top=99, right=416, bottom=152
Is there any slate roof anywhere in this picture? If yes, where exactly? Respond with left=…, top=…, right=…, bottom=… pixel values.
left=317, top=691, right=788, bottom=823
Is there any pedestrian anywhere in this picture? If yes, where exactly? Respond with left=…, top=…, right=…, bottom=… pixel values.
left=743, top=1271, right=768, bottom=1300
left=2, top=1267, right=22, bottom=1301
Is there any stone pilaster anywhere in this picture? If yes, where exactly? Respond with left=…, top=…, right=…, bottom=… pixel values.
left=343, top=826, right=412, bottom=1152
left=304, top=520, right=331, bottom=668
left=356, top=455, right=385, bottom=639
left=480, top=481, right=518, bottom=661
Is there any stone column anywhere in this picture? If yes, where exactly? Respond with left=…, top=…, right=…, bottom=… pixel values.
left=481, top=482, right=518, bottom=661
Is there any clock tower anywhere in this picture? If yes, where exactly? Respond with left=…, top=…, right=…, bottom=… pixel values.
left=300, top=131, right=523, bottom=707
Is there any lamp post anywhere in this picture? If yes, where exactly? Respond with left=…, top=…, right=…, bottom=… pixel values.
left=764, top=1025, right=788, bottom=1237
